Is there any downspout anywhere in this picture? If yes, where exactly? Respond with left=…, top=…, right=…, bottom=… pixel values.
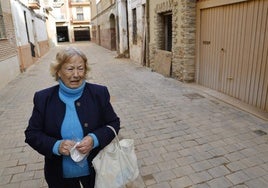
left=125, top=0, right=129, bottom=57
left=146, top=0, right=150, bottom=67
left=116, top=0, right=120, bottom=55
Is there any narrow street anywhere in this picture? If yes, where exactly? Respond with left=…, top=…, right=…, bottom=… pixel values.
left=0, top=42, right=268, bottom=188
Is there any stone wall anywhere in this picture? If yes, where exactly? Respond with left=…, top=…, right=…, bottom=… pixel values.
left=173, top=0, right=196, bottom=82
left=149, top=0, right=196, bottom=82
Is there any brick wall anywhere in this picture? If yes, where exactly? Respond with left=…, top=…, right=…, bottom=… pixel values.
left=0, top=5, right=20, bottom=90
left=0, top=12, right=17, bottom=62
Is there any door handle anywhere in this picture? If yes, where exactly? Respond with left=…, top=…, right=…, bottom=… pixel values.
left=227, top=76, right=233, bottom=80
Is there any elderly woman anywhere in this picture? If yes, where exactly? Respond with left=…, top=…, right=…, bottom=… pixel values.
left=25, top=47, right=120, bottom=188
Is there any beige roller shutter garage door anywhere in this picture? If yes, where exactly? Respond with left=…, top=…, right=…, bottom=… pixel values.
left=197, top=0, right=268, bottom=112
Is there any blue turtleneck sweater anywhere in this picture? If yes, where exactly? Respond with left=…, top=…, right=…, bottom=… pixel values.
left=52, top=80, right=99, bottom=178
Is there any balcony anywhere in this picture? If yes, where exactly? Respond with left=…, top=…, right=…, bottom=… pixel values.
left=69, top=0, right=90, bottom=6
left=71, top=18, right=90, bottom=24
left=53, top=1, right=65, bottom=8
left=55, top=14, right=68, bottom=23
left=28, top=0, right=40, bottom=9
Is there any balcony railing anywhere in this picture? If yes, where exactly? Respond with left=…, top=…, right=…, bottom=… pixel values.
left=53, top=2, right=65, bottom=8
left=70, top=0, right=90, bottom=6
left=71, top=18, right=90, bottom=24
left=55, top=14, right=67, bottom=22
left=28, top=0, right=40, bottom=9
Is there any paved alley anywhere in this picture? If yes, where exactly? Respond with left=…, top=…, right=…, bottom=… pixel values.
left=0, top=42, right=268, bottom=188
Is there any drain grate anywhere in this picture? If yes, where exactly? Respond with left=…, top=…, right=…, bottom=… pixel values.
left=253, top=130, right=267, bottom=136
left=183, top=93, right=205, bottom=100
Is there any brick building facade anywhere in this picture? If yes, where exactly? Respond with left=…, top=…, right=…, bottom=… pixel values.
left=0, top=0, right=20, bottom=90
left=0, top=0, right=50, bottom=90
left=11, top=0, right=49, bottom=71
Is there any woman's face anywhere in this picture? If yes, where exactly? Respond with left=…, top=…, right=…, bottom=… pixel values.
left=58, top=55, right=86, bottom=88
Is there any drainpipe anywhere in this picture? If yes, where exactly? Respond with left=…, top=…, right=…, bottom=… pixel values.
left=146, top=0, right=149, bottom=67
left=125, top=0, right=129, bottom=57
left=116, top=0, right=120, bottom=55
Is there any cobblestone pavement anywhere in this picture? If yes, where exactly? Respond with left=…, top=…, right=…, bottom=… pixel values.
left=0, top=42, right=268, bottom=188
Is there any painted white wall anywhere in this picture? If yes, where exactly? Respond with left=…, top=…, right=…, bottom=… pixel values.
left=11, top=0, right=28, bottom=46
left=11, top=0, right=48, bottom=46
left=127, top=0, right=146, bottom=63
left=45, top=11, right=57, bottom=47
left=71, top=6, right=91, bottom=20
left=83, top=7, right=91, bottom=20
left=117, top=0, right=128, bottom=54
left=34, top=17, right=48, bottom=41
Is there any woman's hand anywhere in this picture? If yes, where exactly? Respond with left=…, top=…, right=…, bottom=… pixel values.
left=75, top=136, right=94, bottom=154
left=59, top=140, right=75, bottom=156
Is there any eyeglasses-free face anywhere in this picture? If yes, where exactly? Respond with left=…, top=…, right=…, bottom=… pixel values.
left=57, top=55, right=86, bottom=89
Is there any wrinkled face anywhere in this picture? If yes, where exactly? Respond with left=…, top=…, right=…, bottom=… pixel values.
left=58, top=55, right=86, bottom=88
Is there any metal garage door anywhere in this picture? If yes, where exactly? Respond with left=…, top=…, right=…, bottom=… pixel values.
left=197, top=0, right=268, bottom=112
left=74, top=27, right=90, bottom=41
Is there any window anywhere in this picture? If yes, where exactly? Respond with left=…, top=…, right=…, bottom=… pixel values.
left=76, top=7, right=84, bottom=20
left=163, top=13, right=172, bottom=51
left=159, top=12, right=172, bottom=51
left=77, top=13, right=84, bottom=20
left=0, top=2, right=6, bottom=39
left=132, top=8, right=137, bottom=45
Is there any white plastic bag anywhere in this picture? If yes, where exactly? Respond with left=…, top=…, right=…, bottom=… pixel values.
left=70, top=142, right=88, bottom=162
left=93, top=126, right=139, bottom=188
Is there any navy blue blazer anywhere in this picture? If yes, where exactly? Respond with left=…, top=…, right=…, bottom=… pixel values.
left=25, top=82, right=120, bottom=185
